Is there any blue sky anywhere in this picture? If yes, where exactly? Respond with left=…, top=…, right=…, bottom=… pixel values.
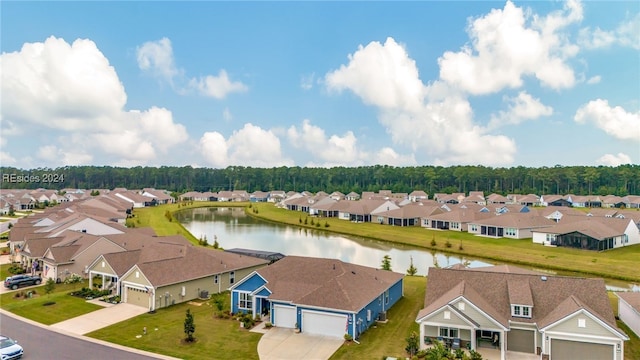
left=1, top=1, right=639, bottom=169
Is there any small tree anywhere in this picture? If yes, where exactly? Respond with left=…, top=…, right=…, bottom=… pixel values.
left=405, top=331, right=419, bottom=357
left=406, top=256, right=418, bottom=276
left=184, top=309, right=196, bottom=342
left=44, top=278, right=56, bottom=297
left=381, top=255, right=392, bottom=271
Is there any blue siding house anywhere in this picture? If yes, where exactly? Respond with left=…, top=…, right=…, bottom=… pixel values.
left=230, top=256, right=404, bottom=339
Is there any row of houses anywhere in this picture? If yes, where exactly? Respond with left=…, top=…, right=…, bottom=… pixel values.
left=6, top=190, right=638, bottom=359
left=0, top=188, right=175, bottom=214
left=7, top=196, right=406, bottom=341
left=279, top=191, right=640, bottom=251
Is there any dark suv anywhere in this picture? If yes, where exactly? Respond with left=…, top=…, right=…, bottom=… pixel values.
left=4, top=275, right=42, bottom=290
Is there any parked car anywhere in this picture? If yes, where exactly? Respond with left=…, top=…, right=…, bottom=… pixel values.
left=0, top=335, right=23, bottom=360
left=3, top=274, right=42, bottom=290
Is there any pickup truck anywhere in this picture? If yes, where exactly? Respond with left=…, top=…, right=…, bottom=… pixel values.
left=4, top=275, right=42, bottom=290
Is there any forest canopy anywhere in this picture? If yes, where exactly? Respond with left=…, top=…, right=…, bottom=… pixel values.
left=0, top=165, right=638, bottom=196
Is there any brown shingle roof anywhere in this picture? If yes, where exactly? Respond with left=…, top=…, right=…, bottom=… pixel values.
left=617, top=292, right=640, bottom=312
left=256, top=256, right=404, bottom=312
left=418, top=266, right=619, bottom=333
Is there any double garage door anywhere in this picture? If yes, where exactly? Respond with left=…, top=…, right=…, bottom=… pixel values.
left=302, top=310, right=348, bottom=339
left=550, top=339, right=613, bottom=360
left=273, top=306, right=348, bottom=339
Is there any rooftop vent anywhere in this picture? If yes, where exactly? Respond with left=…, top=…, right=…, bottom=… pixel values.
left=541, top=276, right=547, bottom=281
left=351, top=271, right=356, bottom=275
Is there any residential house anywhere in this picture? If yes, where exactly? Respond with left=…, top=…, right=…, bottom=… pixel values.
left=531, top=217, right=640, bottom=250
left=230, top=256, right=404, bottom=339
left=512, top=194, right=540, bottom=207
left=88, top=238, right=268, bottom=311
left=345, top=192, right=360, bottom=201
left=415, top=266, right=628, bottom=360
left=249, top=191, right=270, bottom=202
left=616, top=292, right=640, bottom=338
left=409, top=190, right=429, bottom=202
left=375, top=202, right=442, bottom=227
left=464, top=191, right=486, bottom=206
left=623, top=196, right=640, bottom=209
left=467, top=213, right=555, bottom=239
left=486, top=194, right=512, bottom=205
left=425, top=206, right=494, bottom=232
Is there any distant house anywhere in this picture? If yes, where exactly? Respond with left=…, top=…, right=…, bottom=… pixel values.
left=230, top=256, right=404, bottom=339
left=531, top=217, right=640, bottom=250
left=249, top=191, right=270, bottom=202
left=416, top=266, right=628, bottom=360
left=467, top=213, right=555, bottom=239
left=409, top=190, right=429, bottom=202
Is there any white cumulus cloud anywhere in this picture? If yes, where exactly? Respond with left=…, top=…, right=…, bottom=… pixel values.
left=200, top=124, right=293, bottom=168
left=596, top=153, right=632, bottom=166
left=488, top=91, right=553, bottom=129
left=189, top=70, right=248, bottom=99
left=375, top=148, right=417, bottom=166
left=579, top=13, right=640, bottom=50
left=325, top=36, right=516, bottom=166
left=136, top=37, right=180, bottom=83
left=574, top=99, right=640, bottom=141
left=438, top=0, right=581, bottom=95
left=287, top=119, right=367, bottom=166
left=1, top=36, right=189, bottom=166
left=586, top=75, right=601, bottom=84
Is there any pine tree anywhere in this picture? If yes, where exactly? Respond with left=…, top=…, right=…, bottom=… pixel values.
left=184, top=309, right=196, bottom=342
left=381, top=255, right=392, bottom=271
left=406, top=256, right=418, bottom=276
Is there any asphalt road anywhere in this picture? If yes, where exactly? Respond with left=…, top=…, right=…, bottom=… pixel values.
left=0, top=312, right=166, bottom=360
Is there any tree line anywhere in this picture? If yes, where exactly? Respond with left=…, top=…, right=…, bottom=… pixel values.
left=0, top=164, right=638, bottom=196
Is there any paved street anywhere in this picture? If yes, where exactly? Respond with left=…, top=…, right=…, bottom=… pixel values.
left=0, top=311, right=177, bottom=360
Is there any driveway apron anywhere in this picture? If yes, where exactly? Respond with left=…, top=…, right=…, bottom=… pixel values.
left=257, top=327, right=344, bottom=360
left=50, top=303, right=148, bottom=335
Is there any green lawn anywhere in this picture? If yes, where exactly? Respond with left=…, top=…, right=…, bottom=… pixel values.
left=248, top=203, right=640, bottom=282
left=0, top=282, right=103, bottom=324
left=330, top=275, right=426, bottom=359
left=88, top=295, right=262, bottom=360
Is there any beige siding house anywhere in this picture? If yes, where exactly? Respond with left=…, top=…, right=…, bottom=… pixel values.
left=416, top=266, right=628, bottom=360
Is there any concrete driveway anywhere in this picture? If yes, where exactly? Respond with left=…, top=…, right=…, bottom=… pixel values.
left=257, top=327, right=344, bottom=360
left=50, top=303, right=149, bottom=335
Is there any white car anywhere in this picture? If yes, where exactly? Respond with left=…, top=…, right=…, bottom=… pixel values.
left=0, top=335, right=23, bottom=360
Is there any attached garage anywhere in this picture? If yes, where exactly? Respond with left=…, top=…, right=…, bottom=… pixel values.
left=125, top=286, right=150, bottom=309
left=550, top=339, right=613, bottom=360
left=273, top=305, right=296, bottom=328
left=301, top=310, right=348, bottom=338
left=507, top=329, right=535, bottom=353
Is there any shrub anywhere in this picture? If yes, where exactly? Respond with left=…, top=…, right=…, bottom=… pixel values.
left=445, top=240, right=452, bottom=248
left=430, top=239, right=437, bottom=247
left=264, top=322, right=273, bottom=328
left=8, top=264, right=25, bottom=275
left=324, top=221, right=329, bottom=228
left=344, top=333, right=353, bottom=341
left=63, top=273, right=83, bottom=284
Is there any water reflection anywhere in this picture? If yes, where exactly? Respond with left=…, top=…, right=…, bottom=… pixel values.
left=175, top=207, right=639, bottom=290
left=175, top=207, right=489, bottom=276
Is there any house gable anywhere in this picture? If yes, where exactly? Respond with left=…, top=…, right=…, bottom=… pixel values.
left=231, top=271, right=267, bottom=292
left=542, top=309, right=628, bottom=340
left=419, top=304, right=479, bottom=328
left=121, top=265, right=152, bottom=287
left=88, top=255, right=117, bottom=276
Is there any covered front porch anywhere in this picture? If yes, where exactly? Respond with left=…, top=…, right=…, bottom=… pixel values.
left=89, top=270, right=119, bottom=295
left=420, top=324, right=507, bottom=360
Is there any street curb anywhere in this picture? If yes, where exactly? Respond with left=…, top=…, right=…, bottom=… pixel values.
left=0, top=308, right=182, bottom=360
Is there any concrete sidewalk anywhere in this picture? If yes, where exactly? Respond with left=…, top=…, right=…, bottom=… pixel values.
left=257, top=327, right=344, bottom=360
left=51, top=303, right=149, bottom=335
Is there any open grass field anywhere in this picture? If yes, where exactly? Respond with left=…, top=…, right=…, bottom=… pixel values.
left=0, top=281, right=102, bottom=324
left=88, top=295, right=262, bottom=360
left=247, top=203, right=640, bottom=282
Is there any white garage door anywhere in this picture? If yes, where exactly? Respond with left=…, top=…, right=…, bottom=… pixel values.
left=274, top=305, right=296, bottom=328
left=551, top=339, right=613, bottom=360
left=302, top=310, right=348, bottom=338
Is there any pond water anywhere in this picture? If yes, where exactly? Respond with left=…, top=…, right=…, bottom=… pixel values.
left=175, top=207, right=639, bottom=291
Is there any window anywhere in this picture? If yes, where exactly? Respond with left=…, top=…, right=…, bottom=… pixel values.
left=239, top=292, right=252, bottom=310
left=444, top=311, right=451, bottom=319
left=214, top=275, right=219, bottom=284
left=439, top=327, right=459, bottom=338
left=512, top=305, right=531, bottom=318
left=458, top=302, right=465, bottom=311
left=384, top=290, right=389, bottom=304
left=229, top=271, right=235, bottom=284
left=367, top=309, right=371, bottom=321
left=578, top=318, right=586, bottom=328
